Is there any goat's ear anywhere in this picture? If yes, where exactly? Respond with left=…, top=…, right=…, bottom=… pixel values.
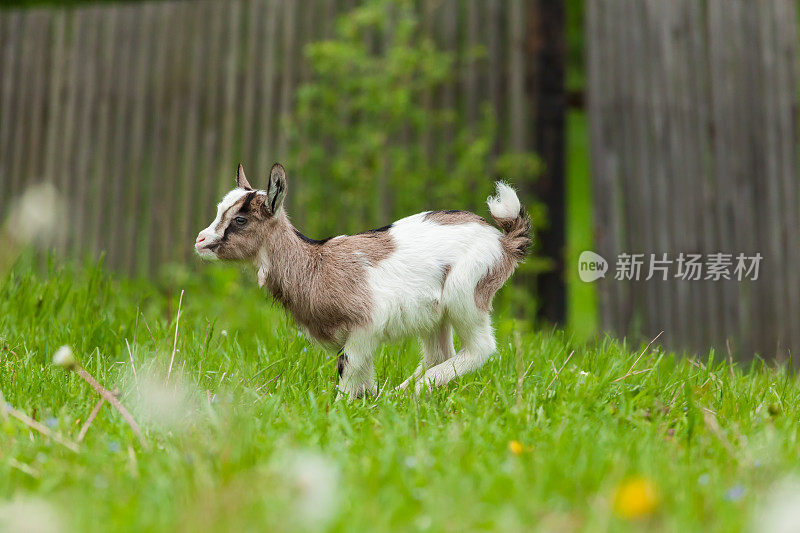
left=236, top=163, right=253, bottom=190
left=264, top=163, right=287, bottom=216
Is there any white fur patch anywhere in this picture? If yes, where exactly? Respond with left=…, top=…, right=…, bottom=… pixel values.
left=365, top=213, right=504, bottom=341
left=486, top=182, right=521, bottom=220
left=256, top=247, right=271, bottom=287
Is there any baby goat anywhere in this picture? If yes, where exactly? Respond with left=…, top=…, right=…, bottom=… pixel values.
left=195, top=164, right=531, bottom=397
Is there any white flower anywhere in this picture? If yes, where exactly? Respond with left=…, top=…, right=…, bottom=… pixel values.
left=0, top=497, right=62, bottom=533
left=754, top=479, right=800, bottom=533
left=52, top=346, right=75, bottom=369
left=282, top=451, right=340, bottom=528
left=3, top=183, right=66, bottom=246
left=129, top=370, right=199, bottom=431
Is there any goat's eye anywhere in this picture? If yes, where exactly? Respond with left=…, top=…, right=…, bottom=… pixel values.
left=234, top=216, right=247, bottom=226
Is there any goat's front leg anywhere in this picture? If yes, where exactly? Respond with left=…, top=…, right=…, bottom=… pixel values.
left=337, top=332, right=377, bottom=399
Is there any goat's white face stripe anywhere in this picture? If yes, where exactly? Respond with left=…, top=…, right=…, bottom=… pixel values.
left=195, top=188, right=262, bottom=258
left=207, top=189, right=250, bottom=236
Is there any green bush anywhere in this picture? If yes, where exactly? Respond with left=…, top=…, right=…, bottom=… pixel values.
left=287, top=0, right=544, bottom=241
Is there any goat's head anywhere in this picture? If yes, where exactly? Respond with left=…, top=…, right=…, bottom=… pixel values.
left=195, top=163, right=287, bottom=261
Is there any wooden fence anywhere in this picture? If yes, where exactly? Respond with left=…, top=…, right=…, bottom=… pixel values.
left=0, top=0, right=539, bottom=276
left=587, top=0, right=800, bottom=360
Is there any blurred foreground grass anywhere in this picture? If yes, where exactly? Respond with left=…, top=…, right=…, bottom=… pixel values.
left=1, top=261, right=799, bottom=532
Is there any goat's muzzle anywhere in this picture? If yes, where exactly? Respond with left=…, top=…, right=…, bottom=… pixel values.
left=195, top=233, right=220, bottom=259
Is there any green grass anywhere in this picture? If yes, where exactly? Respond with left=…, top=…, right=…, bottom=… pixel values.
left=1, top=260, right=799, bottom=532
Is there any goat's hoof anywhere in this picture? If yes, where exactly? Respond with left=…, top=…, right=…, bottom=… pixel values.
left=337, top=384, right=377, bottom=401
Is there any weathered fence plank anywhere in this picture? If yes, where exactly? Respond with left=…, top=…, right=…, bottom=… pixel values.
left=0, top=0, right=548, bottom=278
left=588, top=0, right=800, bottom=360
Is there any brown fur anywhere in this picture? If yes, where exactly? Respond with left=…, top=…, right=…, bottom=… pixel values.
left=440, top=263, right=452, bottom=288
left=474, top=254, right=515, bottom=312
left=236, top=164, right=253, bottom=190
left=259, top=216, right=396, bottom=345
left=335, top=228, right=396, bottom=265
left=225, top=214, right=396, bottom=346
left=423, top=210, right=491, bottom=227
left=492, top=207, right=532, bottom=262
left=474, top=210, right=532, bottom=311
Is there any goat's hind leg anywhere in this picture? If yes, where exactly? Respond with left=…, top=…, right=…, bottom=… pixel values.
left=415, top=313, right=496, bottom=392
left=397, top=322, right=455, bottom=391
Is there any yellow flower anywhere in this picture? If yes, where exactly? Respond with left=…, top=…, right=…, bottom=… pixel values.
left=508, top=440, right=524, bottom=455
left=613, top=477, right=659, bottom=519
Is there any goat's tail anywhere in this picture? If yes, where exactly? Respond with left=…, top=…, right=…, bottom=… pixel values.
left=486, top=182, right=532, bottom=262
